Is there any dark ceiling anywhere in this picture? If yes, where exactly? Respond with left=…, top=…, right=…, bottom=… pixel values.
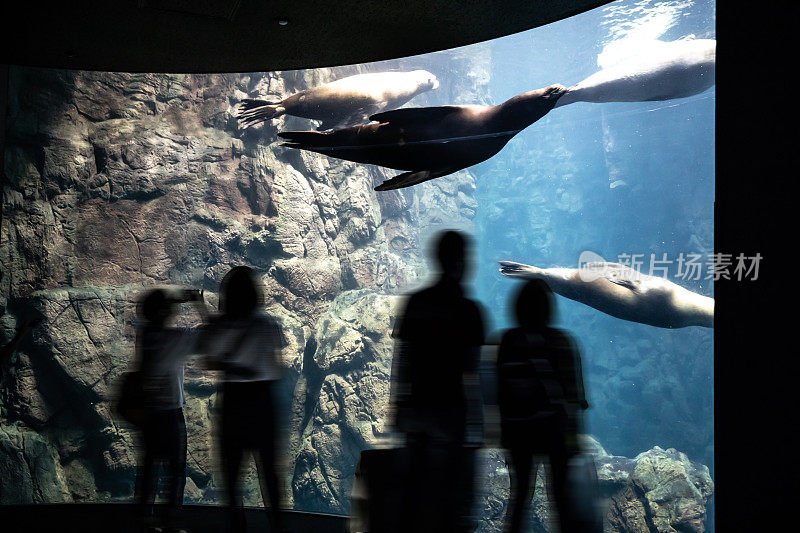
left=2, top=0, right=613, bottom=73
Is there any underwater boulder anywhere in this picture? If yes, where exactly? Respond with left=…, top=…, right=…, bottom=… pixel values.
left=291, top=289, right=399, bottom=514
left=471, top=437, right=713, bottom=533
left=0, top=426, right=69, bottom=503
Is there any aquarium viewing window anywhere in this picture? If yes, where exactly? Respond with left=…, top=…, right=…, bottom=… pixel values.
left=0, top=1, right=716, bottom=531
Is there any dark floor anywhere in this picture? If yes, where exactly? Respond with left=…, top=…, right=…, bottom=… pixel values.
left=0, top=504, right=348, bottom=533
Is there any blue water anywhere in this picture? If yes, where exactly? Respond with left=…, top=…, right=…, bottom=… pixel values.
left=466, top=0, right=715, bottom=527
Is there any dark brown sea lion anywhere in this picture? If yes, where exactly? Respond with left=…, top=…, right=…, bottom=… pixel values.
left=277, top=84, right=568, bottom=191
left=238, top=70, right=439, bottom=131
left=499, top=260, right=714, bottom=328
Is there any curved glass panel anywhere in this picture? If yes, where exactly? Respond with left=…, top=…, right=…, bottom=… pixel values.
left=1, top=0, right=715, bottom=531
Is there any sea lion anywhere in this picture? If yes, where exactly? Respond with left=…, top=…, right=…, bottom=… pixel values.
left=237, top=70, right=439, bottom=131
left=554, top=38, right=715, bottom=107
left=499, top=260, right=713, bottom=328
left=278, top=84, right=568, bottom=191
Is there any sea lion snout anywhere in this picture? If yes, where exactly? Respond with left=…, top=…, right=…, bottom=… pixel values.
left=412, top=70, right=439, bottom=91
left=423, top=76, right=440, bottom=91
left=545, top=84, right=569, bottom=100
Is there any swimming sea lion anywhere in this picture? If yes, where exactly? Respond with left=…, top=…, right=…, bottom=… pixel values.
left=238, top=70, right=439, bottom=131
left=499, top=260, right=713, bottom=328
left=278, top=84, right=568, bottom=191
left=554, top=38, right=715, bottom=107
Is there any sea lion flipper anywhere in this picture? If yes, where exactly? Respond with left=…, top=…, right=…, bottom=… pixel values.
left=341, top=110, right=375, bottom=128
left=237, top=98, right=286, bottom=127
left=324, top=108, right=373, bottom=131
left=369, top=106, right=462, bottom=126
left=604, top=275, right=640, bottom=292
left=316, top=118, right=342, bottom=131
left=374, top=169, right=446, bottom=191
left=498, top=261, right=531, bottom=277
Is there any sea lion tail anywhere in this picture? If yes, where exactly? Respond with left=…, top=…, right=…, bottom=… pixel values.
left=237, top=98, right=286, bottom=127
left=277, top=131, right=329, bottom=147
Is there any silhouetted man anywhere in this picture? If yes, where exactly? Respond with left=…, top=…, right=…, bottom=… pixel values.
left=391, top=230, right=486, bottom=532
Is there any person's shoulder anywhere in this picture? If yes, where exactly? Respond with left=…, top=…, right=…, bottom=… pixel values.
left=461, top=296, right=486, bottom=324
left=254, top=313, right=282, bottom=328
left=407, top=285, right=435, bottom=302
left=501, top=326, right=524, bottom=339
left=546, top=327, right=578, bottom=350
left=548, top=326, right=576, bottom=338
left=252, top=313, right=270, bottom=323
left=398, top=287, right=431, bottom=316
left=499, top=327, right=528, bottom=347
left=254, top=313, right=286, bottom=340
left=462, top=295, right=483, bottom=312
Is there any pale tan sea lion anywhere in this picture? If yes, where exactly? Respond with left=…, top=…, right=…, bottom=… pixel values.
left=237, top=70, right=439, bottom=131
left=499, top=260, right=713, bottom=328
left=554, top=38, right=715, bottom=107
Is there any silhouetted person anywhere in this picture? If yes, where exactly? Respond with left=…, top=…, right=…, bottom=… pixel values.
left=391, top=230, right=486, bottom=532
left=497, top=279, right=589, bottom=533
left=134, top=288, right=204, bottom=533
left=202, top=266, right=285, bottom=533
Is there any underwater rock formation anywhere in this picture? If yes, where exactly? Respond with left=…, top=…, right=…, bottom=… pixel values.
left=0, top=425, right=69, bottom=503
left=603, top=445, right=714, bottom=533
left=291, top=290, right=399, bottom=513
left=0, top=50, right=485, bottom=506
left=476, top=437, right=713, bottom=533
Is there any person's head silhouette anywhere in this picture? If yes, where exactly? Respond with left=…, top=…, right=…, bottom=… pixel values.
left=138, top=289, right=173, bottom=327
left=434, top=230, right=471, bottom=282
left=514, top=279, right=554, bottom=332
left=219, top=266, right=263, bottom=319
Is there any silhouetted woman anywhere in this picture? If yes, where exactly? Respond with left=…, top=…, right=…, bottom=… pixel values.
left=497, top=279, right=588, bottom=533
left=203, top=266, right=285, bottom=533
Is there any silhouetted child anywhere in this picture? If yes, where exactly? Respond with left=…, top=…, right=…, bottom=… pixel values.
left=134, top=288, right=203, bottom=533
left=202, top=266, right=285, bottom=533
left=497, top=279, right=589, bottom=533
